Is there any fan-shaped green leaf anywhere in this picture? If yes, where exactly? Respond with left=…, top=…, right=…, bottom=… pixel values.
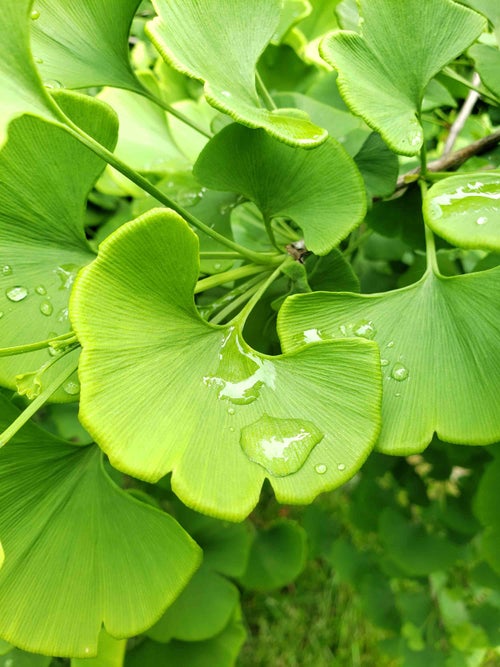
left=423, top=173, right=500, bottom=252
left=320, top=0, right=485, bottom=155
left=0, top=395, right=201, bottom=658
left=0, top=91, right=117, bottom=402
left=194, top=124, right=366, bottom=255
left=30, top=0, right=142, bottom=92
left=238, top=520, right=307, bottom=591
left=278, top=267, right=500, bottom=454
left=71, top=631, right=126, bottom=667
left=0, top=649, right=50, bottom=667
left=460, top=0, right=500, bottom=44
left=146, top=0, right=327, bottom=148
left=70, top=210, right=382, bottom=520
left=0, top=0, right=62, bottom=149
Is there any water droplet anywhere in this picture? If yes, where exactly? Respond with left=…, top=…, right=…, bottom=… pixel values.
left=203, top=328, right=276, bottom=405
left=221, top=90, right=232, bottom=98
left=214, top=263, right=222, bottom=270
left=30, top=9, right=40, bottom=19
left=476, top=216, right=488, bottom=225
left=228, top=407, right=235, bottom=415
left=380, top=358, right=389, bottom=367
left=44, top=79, right=63, bottom=89
left=395, top=392, right=401, bottom=397
left=303, top=328, right=323, bottom=344
left=64, top=380, right=80, bottom=396
left=6, top=286, right=28, bottom=302
left=35, top=285, right=47, bottom=295
left=337, top=463, right=346, bottom=471
left=2, top=265, right=13, bottom=276
left=0, top=312, right=4, bottom=319
left=315, top=463, right=327, bottom=474
left=57, top=307, right=69, bottom=323
left=40, top=300, right=53, bottom=316
left=386, top=341, right=394, bottom=348
left=84, top=648, right=90, bottom=655
left=240, top=414, right=324, bottom=477
left=54, top=263, right=79, bottom=290
left=353, top=319, right=376, bottom=339
left=391, top=362, right=409, bottom=381
left=229, top=426, right=235, bottom=433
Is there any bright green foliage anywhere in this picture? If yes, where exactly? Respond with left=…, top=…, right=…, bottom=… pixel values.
left=321, top=0, right=485, bottom=154
left=146, top=0, right=328, bottom=147
left=279, top=267, right=500, bottom=454
left=194, top=123, right=366, bottom=255
left=71, top=631, right=126, bottom=667
left=30, top=0, right=142, bottom=91
left=70, top=210, right=381, bottom=519
left=0, top=395, right=201, bottom=657
left=423, top=172, right=500, bottom=252
left=0, top=91, right=116, bottom=401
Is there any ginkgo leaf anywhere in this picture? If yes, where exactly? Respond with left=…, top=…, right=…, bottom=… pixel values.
left=459, top=0, right=500, bottom=44
left=423, top=172, right=500, bottom=252
left=146, top=0, right=327, bottom=148
left=0, top=395, right=201, bottom=658
left=320, top=0, right=485, bottom=155
left=469, top=43, right=500, bottom=101
left=0, top=0, right=62, bottom=149
left=71, top=630, right=126, bottom=667
left=278, top=266, right=500, bottom=455
left=70, top=209, right=382, bottom=520
left=194, top=124, right=366, bottom=255
left=30, top=0, right=142, bottom=92
left=0, top=91, right=117, bottom=402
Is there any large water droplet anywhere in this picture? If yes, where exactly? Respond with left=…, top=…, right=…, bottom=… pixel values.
left=6, top=286, right=28, bottom=302
left=353, top=319, right=376, bottom=339
left=303, top=328, right=323, bottom=344
left=240, top=414, right=324, bottom=477
left=30, top=9, right=40, bottom=19
left=476, top=216, right=488, bottom=225
left=2, top=265, right=12, bottom=276
left=315, top=463, right=327, bottom=475
left=54, top=263, right=79, bottom=290
left=203, top=328, right=276, bottom=405
left=40, top=300, right=53, bottom=316
left=391, top=362, right=409, bottom=381
left=64, top=380, right=80, bottom=396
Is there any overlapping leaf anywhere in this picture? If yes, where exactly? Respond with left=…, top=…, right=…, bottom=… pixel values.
left=30, top=0, right=142, bottom=91
left=474, top=451, right=500, bottom=574
left=320, top=0, right=485, bottom=155
left=0, top=91, right=117, bottom=401
left=278, top=266, right=500, bottom=454
left=423, top=173, right=500, bottom=252
left=469, top=43, right=500, bottom=101
left=194, top=124, right=366, bottom=255
left=0, top=395, right=201, bottom=657
left=146, top=0, right=327, bottom=147
left=70, top=210, right=382, bottom=520
left=0, top=0, right=62, bottom=149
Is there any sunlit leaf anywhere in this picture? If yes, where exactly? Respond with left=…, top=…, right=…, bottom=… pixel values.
left=70, top=210, right=381, bottom=520
left=320, top=0, right=485, bottom=155
left=423, top=173, right=500, bottom=252
left=459, top=0, right=500, bottom=44
left=0, top=91, right=117, bottom=401
left=194, top=124, right=366, bottom=255
left=278, top=266, right=500, bottom=454
left=30, top=0, right=142, bottom=91
left=146, top=0, right=327, bottom=147
left=0, top=395, right=201, bottom=657
left=71, top=630, right=126, bottom=667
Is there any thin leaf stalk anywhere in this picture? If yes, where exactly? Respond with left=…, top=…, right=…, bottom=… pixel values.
left=194, top=263, right=267, bottom=294
left=210, top=278, right=267, bottom=325
left=0, top=332, right=78, bottom=358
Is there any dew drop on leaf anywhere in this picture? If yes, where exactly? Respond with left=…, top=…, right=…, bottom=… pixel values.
left=6, top=286, right=28, bottom=302
left=30, top=9, right=40, bottom=19
left=315, top=464, right=327, bottom=474
left=240, top=414, right=324, bottom=477
left=476, top=216, right=488, bottom=225
left=63, top=381, right=80, bottom=396
left=44, top=80, right=63, bottom=90
left=228, top=407, right=235, bottom=415
left=380, top=358, right=389, bottom=367
left=386, top=340, right=394, bottom=348
left=391, top=362, right=409, bottom=381
left=56, top=307, right=69, bottom=323
left=0, top=312, right=4, bottom=319
left=214, top=263, right=222, bottom=270
left=303, top=328, right=323, bottom=344
left=39, top=301, right=53, bottom=317
left=54, top=264, right=79, bottom=290
left=2, top=265, right=13, bottom=276
left=353, top=319, right=376, bottom=339
left=35, top=285, right=47, bottom=295
left=337, top=463, right=346, bottom=472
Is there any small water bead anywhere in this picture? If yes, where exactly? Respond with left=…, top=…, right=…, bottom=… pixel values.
left=386, top=341, right=394, bottom=348
left=240, top=414, right=324, bottom=477
left=30, top=9, right=40, bottom=19
left=476, top=216, right=488, bottom=225
left=303, top=328, right=323, bottom=344
left=214, top=263, right=222, bottom=271
left=315, top=464, right=327, bottom=475
left=2, top=265, right=13, bottom=276
left=64, top=380, right=80, bottom=396
left=229, top=427, right=235, bottom=433
left=353, top=319, right=376, bottom=339
left=6, top=286, right=28, bottom=302
left=57, top=307, right=69, bottom=323
left=228, top=407, right=235, bottom=415
left=391, top=362, right=409, bottom=381
left=40, top=300, right=53, bottom=316
left=35, top=285, right=47, bottom=295
left=221, top=90, right=232, bottom=98
left=337, top=463, right=346, bottom=472
left=380, top=358, right=390, bottom=367
left=54, top=264, right=79, bottom=290
left=44, top=80, right=63, bottom=90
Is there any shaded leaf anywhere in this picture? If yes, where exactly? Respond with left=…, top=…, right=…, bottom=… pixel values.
left=0, top=395, right=201, bottom=657
left=353, top=132, right=398, bottom=199
left=278, top=267, right=500, bottom=454
left=70, top=210, right=382, bottom=520
left=146, top=0, right=327, bottom=147
left=469, top=43, right=500, bottom=101
left=71, top=630, right=126, bottom=667
left=320, top=0, right=485, bottom=154
left=474, top=457, right=500, bottom=573
left=194, top=124, right=366, bottom=255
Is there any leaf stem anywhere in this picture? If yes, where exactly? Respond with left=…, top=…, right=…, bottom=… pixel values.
left=442, top=67, right=498, bottom=105
left=0, top=355, right=80, bottom=448
left=256, top=71, right=277, bottom=110
left=210, top=278, right=266, bottom=325
left=419, top=180, right=440, bottom=276
left=58, top=116, right=280, bottom=265
left=194, top=264, right=268, bottom=294
left=199, top=251, right=243, bottom=260
left=141, top=89, right=213, bottom=139
left=0, top=332, right=77, bottom=358
left=199, top=273, right=266, bottom=320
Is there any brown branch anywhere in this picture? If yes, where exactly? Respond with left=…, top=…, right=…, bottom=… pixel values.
left=395, top=128, right=500, bottom=191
